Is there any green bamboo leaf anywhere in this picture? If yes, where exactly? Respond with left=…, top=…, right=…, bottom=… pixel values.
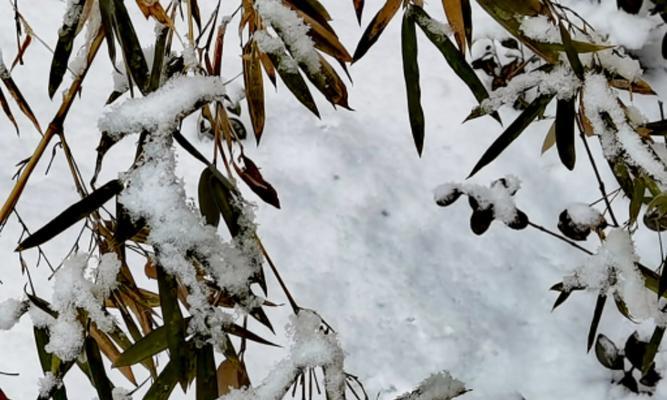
left=196, top=343, right=218, bottom=400
left=629, top=177, right=645, bottom=225
left=411, top=6, right=499, bottom=123
left=658, top=256, right=667, bottom=300
left=143, top=358, right=180, bottom=400
left=558, top=22, right=584, bottom=79
left=111, top=0, right=150, bottom=94
left=555, top=98, right=576, bottom=170
left=206, top=168, right=242, bottom=237
left=402, top=8, right=424, bottom=156
left=113, top=319, right=187, bottom=367
left=84, top=336, right=113, bottom=400
left=17, top=179, right=123, bottom=251
left=99, top=0, right=117, bottom=67
left=588, top=293, right=607, bottom=352
left=468, top=94, right=553, bottom=178
left=642, top=326, right=665, bottom=375
left=264, top=49, right=319, bottom=117
left=156, top=265, right=188, bottom=390
left=49, top=0, right=85, bottom=98
left=198, top=169, right=221, bottom=227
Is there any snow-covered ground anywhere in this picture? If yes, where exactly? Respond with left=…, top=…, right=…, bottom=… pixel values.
left=0, top=0, right=666, bottom=399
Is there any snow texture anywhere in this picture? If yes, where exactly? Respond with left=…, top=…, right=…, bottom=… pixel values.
left=255, top=0, right=320, bottom=74
left=98, top=75, right=227, bottom=138
left=520, top=16, right=560, bottom=44
left=566, top=203, right=605, bottom=229
left=38, top=372, right=62, bottom=398
left=0, top=298, right=26, bottom=330
left=395, top=371, right=467, bottom=400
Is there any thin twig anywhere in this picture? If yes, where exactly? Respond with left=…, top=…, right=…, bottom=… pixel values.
left=528, top=221, right=594, bottom=255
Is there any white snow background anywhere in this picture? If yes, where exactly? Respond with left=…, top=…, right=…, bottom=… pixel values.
left=0, top=0, right=666, bottom=399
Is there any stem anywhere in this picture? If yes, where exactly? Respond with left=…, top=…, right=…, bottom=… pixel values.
left=0, top=29, right=104, bottom=227
left=255, top=235, right=300, bottom=314
left=579, top=133, right=620, bottom=227
left=528, top=221, right=593, bottom=255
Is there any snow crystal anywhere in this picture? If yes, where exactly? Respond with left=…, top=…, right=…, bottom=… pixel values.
left=45, top=312, right=84, bottom=361
left=566, top=203, right=605, bottom=228
left=480, top=66, right=580, bottom=114
left=38, top=372, right=62, bottom=398
left=582, top=73, right=667, bottom=185
left=597, top=49, right=642, bottom=82
left=0, top=298, right=26, bottom=330
left=520, top=15, right=560, bottom=44
left=396, top=371, right=467, bottom=400
left=28, top=304, right=55, bottom=328
left=98, top=75, right=227, bottom=138
left=255, top=0, right=320, bottom=74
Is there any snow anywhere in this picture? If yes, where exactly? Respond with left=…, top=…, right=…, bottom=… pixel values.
left=98, top=75, right=227, bottom=138
left=519, top=15, right=560, bottom=44
left=0, top=298, right=26, bottom=330
left=111, top=387, right=132, bottom=400
left=434, top=176, right=522, bottom=225
left=1, top=1, right=667, bottom=400
left=395, top=371, right=467, bottom=400
left=68, top=0, right=101, bottom=78
left=566, top=203, right=605, bottom=229
left=254, top=0, right=320, bottom=74
left=0, top=48, right=9, bottom=79
left=480, top=66, right=580, bottom=114
left=37, top=372, right=62, bottom=399
left=582, top=73, right=667, bottom=186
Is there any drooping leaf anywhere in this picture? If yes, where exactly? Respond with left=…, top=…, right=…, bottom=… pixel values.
left=156, top=264, right=188, bottom=390
left=17, top=179, right=123, bottom=251
left=629, top=176, right=645, bottom=225
left=401, top=8, right=425, bottom=156
left=198, top=169, right=221, bottom=227
left=49, top=0, right=85, bottom=98
left=352, top=0, right=401, bottom=61
left=587, top=293, right=606, bottom=352
left=84, top=336, right=114, bottom=400
left=243, top=41, right=265, bottom=142
left=411, top=6, right=498, bottom=123
left=0, top=86, right=19, bottom=135
left=443, top=0, right=471, bottom=53
left=468, top=94, right=553, bottom=178
left=353, top=0, right=365, bottom=23
left=99, top=0, right=117, bottom=67
left=263, top=46, right=319, bottom=117
left=113, top=317, right=187, bottom=368
left=541, top=121, right=556, bottom=154
left=143, top=357, right=181, bottom=400
left=111, top=0, right=151, bottom=94
left=196, top=343, right=218, bottom=400
left=558, top=22, right=584, bottom=79
left=555, top=98, right=576, bottom=170
left=642, top=326, right=665, bottom=375
left=234, top=155, right=281, bottom=208
left=217, top=359, right=251, bottom=396
left=0, top=66, right=43, bottom=134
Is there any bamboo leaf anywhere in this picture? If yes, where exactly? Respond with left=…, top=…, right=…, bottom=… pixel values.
left=558, top=22, right=584, bottom=79
left=17, top=179, right=123, bottom=251
left=1, top=67, right=43, bottom=134
left=198, top=169, right=221, bottom=227
left=595, top=334, right=624, bottom=370
left=234, top=155, right=281, bottom=208
left=264, top=47, right=319, bottom=117
left=555, top=98, right=576, bottom=170
left=468, top=94, right=553, bottom=178
left=0, top=86, right=19, bottom=135
left=84, top=336, right=114, bottom=400
left=99, top=0, right=117, bottom=66
left=353, top=0, right=365, bottom=24
left=541, top=121, right=556, bottom=154
left=243, top=41, right=265, bottom=142
left=49, top=0, right=85, bottom=98
left=411, top=6, right=498, bottom=123
left=402, top=8, right=425, bottom=156
left=196, top=343, right=218, bottom=400
left=143, top=358, right=180, bottom=400
left=352, top=0, right=401, bottom=62
left=443, top=0, right=470, bottom=53
left=629, top=177, right=645, bottom=225
left=111, top=0, right=150, bottom=94
left=156, top=264, right=188, bottom=390
left=588, top=293, right=607, bottom=352
left=642, top=326, right=665, bottom=375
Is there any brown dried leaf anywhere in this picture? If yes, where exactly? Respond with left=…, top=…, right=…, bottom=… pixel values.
left=243, top=41, right=265, bottom=142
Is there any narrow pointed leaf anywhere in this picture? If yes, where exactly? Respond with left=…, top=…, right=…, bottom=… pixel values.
left=587, top=294, right=606, bottom=352
left=558, top=22, right=584, bottom=79
left=196, top=343, right=218, bottom=400
left=112, top=0, right=150, bottom=94
left=401, top=8, right=424, bottom=156
left=17, top=179, right=123, bottom=251
left=49, top=0, right=85, bottom=98
left=555, top=98, right=576, bottom=170
left=264, top=49, right=319, bottom=117
left=0, top=86, right=19, bottom=135
left=198, top=169, right=221, bottom=227
left=243, top=41, right=265, bottom=142
left=352, top=0, right=401, bottom=61
left=469, top=94, right=553, bottom=177
left=642, top=326, right=665, bottom=375
left=156, top=264, right=188, bottom=389
left=84, top=336, right=113, bottom=400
